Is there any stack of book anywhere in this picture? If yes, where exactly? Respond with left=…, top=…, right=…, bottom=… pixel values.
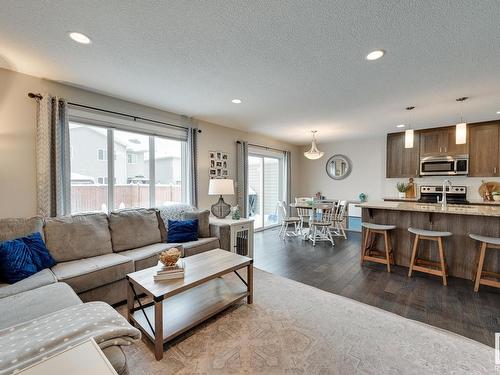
left=153, top=259, right=185, bottom=281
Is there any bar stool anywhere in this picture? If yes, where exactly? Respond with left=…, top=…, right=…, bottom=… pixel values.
left=470, top=234, right=500, bottom=292
left=408, top=227, right=452, bottom=286
left=361, top=223, right=396, bottom=272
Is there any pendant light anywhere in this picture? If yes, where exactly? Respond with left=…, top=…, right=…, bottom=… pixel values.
left=304, top=130, right=325, bottom=160
left=455, top=97, right=468, bottom=145
left=404, top=106, right=415, bottom=149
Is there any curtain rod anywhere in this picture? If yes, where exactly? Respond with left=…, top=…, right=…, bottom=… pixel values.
left=27, top=92, right=201, bottom=133
left=237, top=140, right=287, bottom=153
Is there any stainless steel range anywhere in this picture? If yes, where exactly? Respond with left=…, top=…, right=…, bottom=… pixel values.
left=418, top=185, right=468, bottom=205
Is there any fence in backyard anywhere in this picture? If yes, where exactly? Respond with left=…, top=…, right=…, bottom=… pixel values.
left=71, top=184, right=182, bottom=212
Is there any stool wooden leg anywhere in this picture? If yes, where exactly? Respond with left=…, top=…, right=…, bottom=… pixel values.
left=474, top=242, right=487, bottom=292
left=361, top=228, right=370, bottom=265
left=384, top=231, right=391, bottom=273
left=408, top=235, right=419, bottom=277
left=437, top=237, right=447, bottom=286
left=388, top=232, right=395, bottom=265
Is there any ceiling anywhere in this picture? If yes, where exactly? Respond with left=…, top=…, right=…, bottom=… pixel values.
left=1, top=1, right=499, bottom=145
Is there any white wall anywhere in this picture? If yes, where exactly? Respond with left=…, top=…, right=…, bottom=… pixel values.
left=195, top=119, right=300, bottom=211
left=298, top=135, right=500, bottom=202
left=297, top=137, right=386, bottom=201
left=0, top=67, right=300, bottom=217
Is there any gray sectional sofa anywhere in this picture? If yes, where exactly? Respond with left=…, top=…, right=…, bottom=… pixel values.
left=0, top=207, right=227, bottom=304
left=0, top=205, right=231, bottom=374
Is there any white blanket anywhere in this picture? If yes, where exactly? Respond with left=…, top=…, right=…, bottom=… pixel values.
left=0, top=302, right=141, bottom=375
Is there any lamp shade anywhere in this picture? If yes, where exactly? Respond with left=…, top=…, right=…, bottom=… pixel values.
left=455, top=122, right=467, bottom=144
left=405, top=129, right=414, bottom=148
left=208, top=179, right=234, bottom=195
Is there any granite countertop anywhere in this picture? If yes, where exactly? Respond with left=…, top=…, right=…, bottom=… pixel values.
left=383, top=197, right=500, bottom=205
left=358, top=201, right=500, bottom=217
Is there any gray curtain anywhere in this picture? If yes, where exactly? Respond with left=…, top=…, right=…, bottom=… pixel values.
left=284, top=150, right=292, bottom=215
left=187, top=127, right=198, bottom=207
left=236, top=141, right=249, bottom=217
left=35, top=95, right=71, bottom=217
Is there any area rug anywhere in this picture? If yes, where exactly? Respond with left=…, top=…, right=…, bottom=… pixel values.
left=120, top=269, right=497, bottom=374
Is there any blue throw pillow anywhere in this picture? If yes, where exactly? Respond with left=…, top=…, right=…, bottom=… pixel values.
left=167, top=219, right=198, bottom=243
left=0, top=238, right=38, bottom=284
left=0, top=232, right=56, bottom=284
left=22, top=232, right=56, bottom=270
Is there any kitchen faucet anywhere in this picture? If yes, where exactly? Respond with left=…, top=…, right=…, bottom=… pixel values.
left=438, top=179, right=452, bottom=208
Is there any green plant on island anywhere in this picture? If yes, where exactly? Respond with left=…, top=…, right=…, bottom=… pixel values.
left=396, top=182, right=409, bottom=193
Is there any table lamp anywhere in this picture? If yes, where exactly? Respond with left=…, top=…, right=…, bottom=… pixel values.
left=208, top=179, right=234, bottom=218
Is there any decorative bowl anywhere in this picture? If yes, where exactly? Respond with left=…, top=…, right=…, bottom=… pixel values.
left=159, top=248, right=181, bottom=266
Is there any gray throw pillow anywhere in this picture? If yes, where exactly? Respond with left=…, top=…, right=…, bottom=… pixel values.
left=182, top=210, right=210, bottom=238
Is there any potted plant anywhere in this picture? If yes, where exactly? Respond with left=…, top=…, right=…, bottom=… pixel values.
left=493, top=191, right=500, bottom=202
left=396, top=182, right=409, bottom=199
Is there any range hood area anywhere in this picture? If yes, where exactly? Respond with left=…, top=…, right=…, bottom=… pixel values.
left=386, top=120, right=500, bottom=179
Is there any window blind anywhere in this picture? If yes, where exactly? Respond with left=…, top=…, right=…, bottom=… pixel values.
left=68, top=105, right=189, bottom=141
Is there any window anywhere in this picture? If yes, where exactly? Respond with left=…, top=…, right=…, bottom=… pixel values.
left=69, top=113, right=189, bottom=213
left=127, top=153, right=138, bottom=164
left=97, top=148, right=107, bottom=161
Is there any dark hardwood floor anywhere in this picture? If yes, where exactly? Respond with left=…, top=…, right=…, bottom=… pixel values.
left=253, top=228, right=500, bottom=347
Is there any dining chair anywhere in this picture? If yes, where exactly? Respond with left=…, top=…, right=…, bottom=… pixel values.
left=295, top=197, right=313, bottom=235
left=332, top=200, right=348, bottom=239
left=277, top=201, right=301, bottom=239
left=309, top=202, right=335, bottom=246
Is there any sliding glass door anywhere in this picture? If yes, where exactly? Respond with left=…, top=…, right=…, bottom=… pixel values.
left=248, top=148, right=285, bottom=230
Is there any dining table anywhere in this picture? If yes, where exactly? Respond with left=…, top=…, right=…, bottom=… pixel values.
left=289, top=201, right=337, bottom=239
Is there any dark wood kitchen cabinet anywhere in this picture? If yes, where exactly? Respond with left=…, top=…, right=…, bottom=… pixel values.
left=468, top=121, right=500, bottom=177
left=386, top=132, right=420, bottom=178
left=419, top=129, right=442, bottom=156
left=419, top=127, right=468, bottom=157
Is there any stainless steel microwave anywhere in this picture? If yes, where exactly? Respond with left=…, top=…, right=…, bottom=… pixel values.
left=419, top=155, right=469, bottom=176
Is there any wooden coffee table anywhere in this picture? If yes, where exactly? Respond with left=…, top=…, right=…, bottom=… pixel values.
left=126, top=249, right=253, bottom=360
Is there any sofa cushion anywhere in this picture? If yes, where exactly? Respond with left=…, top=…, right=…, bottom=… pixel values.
left=0, top=217, right=44, bottom=242
left=0, top=282, right=81, bottom=330
left=51, top=253, right=134, bottom=294
left=120, top=243, right=184, bottom=271
left=109, top=209, right=162, bottom=252
left=44, top=213, right=113, bottom=262
left=167, top=219, right=198, bottom=243
left=0, top=236, right=38, bottom=284
left=157, top=204, right=194, bottom=241
left=0, top=268, right=57, bottom=299
left=183, top=237, right=220, bottom=257
left=0, top=232, right=55, bottom=284
left=22, top=232, right=56, bottom=270
left=182, top=210, right=210, bottom=238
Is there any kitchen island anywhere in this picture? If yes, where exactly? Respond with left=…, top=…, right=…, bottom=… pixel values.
left=359, top=201, right=500, bottom=280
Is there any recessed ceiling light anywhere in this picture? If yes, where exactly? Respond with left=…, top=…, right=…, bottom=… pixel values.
left=69, top=32, right=91, bottom=44
left=231, top=99, right=242, bottom=104
left=396, top=124, right=406, bottom=128
left=497, top=110, right=500, bottom=114
left=366, top=49, right=385, bottom=61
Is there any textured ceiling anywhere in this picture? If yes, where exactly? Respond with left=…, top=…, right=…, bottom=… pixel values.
left=1, top=0, right=499, bottom=144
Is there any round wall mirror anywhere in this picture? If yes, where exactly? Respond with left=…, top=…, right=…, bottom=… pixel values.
left=326, top=154, right=352, bottom=180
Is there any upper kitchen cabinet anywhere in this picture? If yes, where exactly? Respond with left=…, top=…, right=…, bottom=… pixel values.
left=419, top=129, right=442, bottom=156
left=419, top=127, right=468, bottom=157
left=386, top=132, right=420, bottom=178
left=468, top=121, right=499, bottom=177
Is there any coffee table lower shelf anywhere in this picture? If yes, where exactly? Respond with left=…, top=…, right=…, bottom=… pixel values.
left=130, top=276, right=248, bottom=353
